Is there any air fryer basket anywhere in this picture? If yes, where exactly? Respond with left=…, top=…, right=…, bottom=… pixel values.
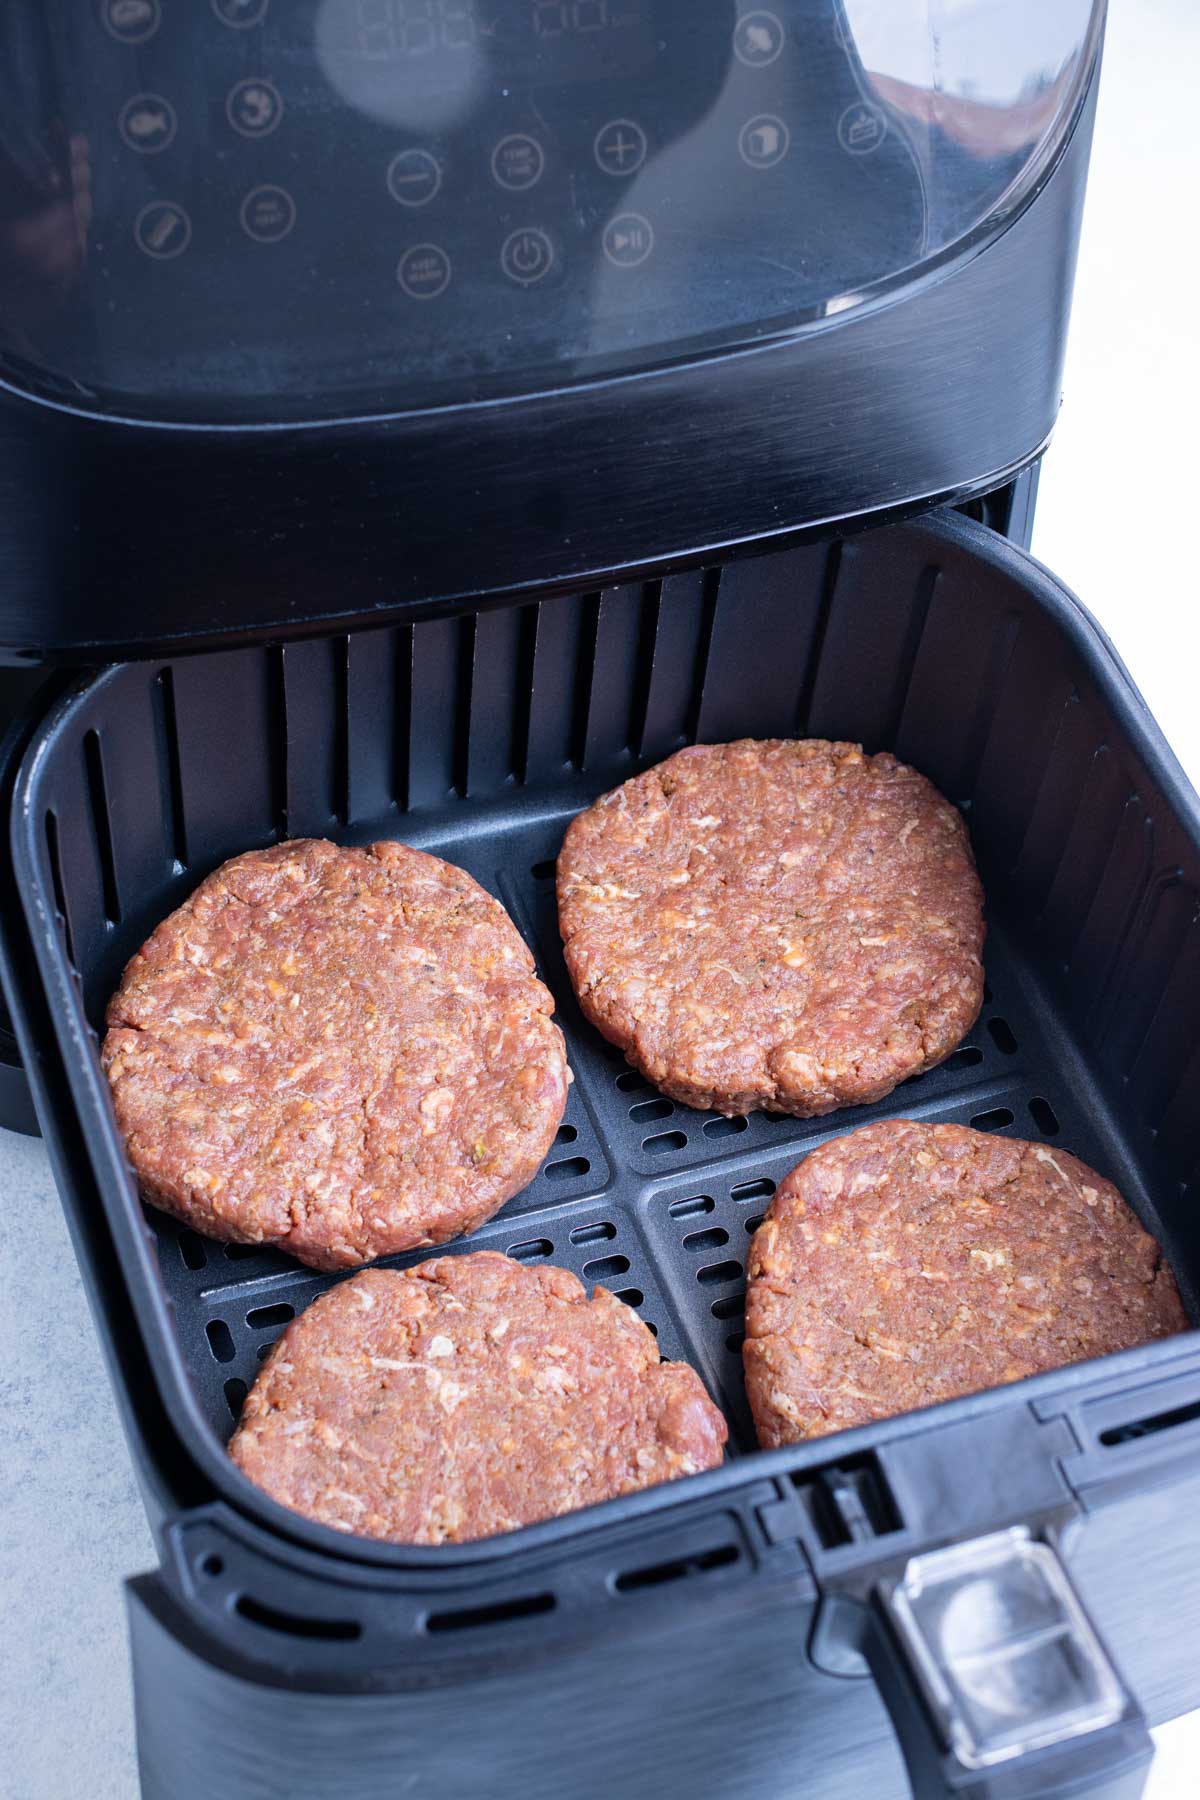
left=8, top=510, right=1200, bottom=1798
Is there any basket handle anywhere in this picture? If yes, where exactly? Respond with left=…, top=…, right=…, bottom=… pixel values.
left=858, top=1527, right=1153, bottom=1799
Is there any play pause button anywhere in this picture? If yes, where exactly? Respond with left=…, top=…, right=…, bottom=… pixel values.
left=602, top=212, right=654, bottom=269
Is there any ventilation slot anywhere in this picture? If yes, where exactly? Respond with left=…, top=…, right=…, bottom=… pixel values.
left=669, top=1194, right=714, bottom=1220
left=235, top=1596, right=361, bottom=1641
left=697, top=1260, right=742, bottom=1287
left=206, top=1320, right=236, bottom=1363
left=1099, top=1396, right=1200, bottom=1447
left=177, top=1231, right=207, bottom=1271
left=507, top=1237, right=553, bottom=1262
left=569, top=1221, right=615, bottom=1247
left=726, top=1331, right=745, bottom=1353
left=224, top=1377, right=247, bottom=1420
left=333, top=634, right=351, bottom=825
left=544, top=1156, right=589, bottom=1182
left=553, top=1124, right=578, bottom=1146
left=631, top=1098, right=673, bottom=1124
left=616, top=1069, right=651, bottom=1094
left=426, top=1592, right=555, bottom=1634
left=614, top=1287, right=644, bottom=1308
left=971, top=1107, right=1015, bottom=1132
left=744, top=1214, right=764, bottom=1234
left=644, top=1130, right=687, bottom=1155
left=987, top=1017, right=1018, bottom=1055
left=582, top=1253, right=630, bottom=1281
left=731, top=1178, right=774, bottom=1204
left=944, top=1045, right=985, bottom=1072
left=683, top=1227, right=728, bottom=1253
left=531, top=859, right=556, bottom=881
left=155, top=666, right=188, bottom=868
left=795, top=1453, right=902, bottom=1550
left=710, top=1293, right=743, bottom=1321
left=246, top=1302, right=294, bottom=1330
left=613, top=1543, right=739, bottom=1595
left=44, top=811, right=75, bottom=965
left=703, top=1115, right=747, bottom=1140
left=225, top=1241, right=269, bottom=1262
left=1029, top=1097, right=1060, bottom=1137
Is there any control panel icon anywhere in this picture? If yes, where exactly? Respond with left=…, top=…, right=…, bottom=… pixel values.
left=241, top=186, right=296, bottom=242
left=397, top=244, right=452, bottom=299
left=733, top=11, right=784, bottom=67
left=491, top=136, right=545, bottom=192
left=838, top=102, right=887, bottom=155
left=602, top=213, right=653, bottom=268
left=118, top=94, right=177, bottom=155
left=102, top=0, right=161, bottom=43
left=227, top=79, right=283, bottom=139
left=594, top=120, right=647, bottom=177
left=501, top=228, right=554, bottom=285
left=212, top=0, right=269, bottom=25
left=133, top=201, right=191, bottom=260
left=387, top=150, right=442, bottom=208
left=738, top=114, right=790, bottom=168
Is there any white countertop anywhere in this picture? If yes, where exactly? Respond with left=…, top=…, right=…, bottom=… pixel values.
left=3, top=2, right=1198, bottom=1794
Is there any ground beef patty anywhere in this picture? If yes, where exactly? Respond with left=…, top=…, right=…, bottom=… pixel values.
left=557, top=740, right=985, bottom=1116
left=102, top=839, right=568, bottom=1270
left=229, top=1250, right=728, bottom=1543
left=745, top=1120, right=1187, bottom=1448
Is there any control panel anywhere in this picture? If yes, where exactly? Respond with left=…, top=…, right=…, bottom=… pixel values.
left=0, top=1, right=1088, bottom=417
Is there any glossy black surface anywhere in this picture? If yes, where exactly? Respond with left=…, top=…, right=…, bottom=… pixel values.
left=0, top=0, right=1098, bottom=414
left=0, top=67, right=1094, bottom=662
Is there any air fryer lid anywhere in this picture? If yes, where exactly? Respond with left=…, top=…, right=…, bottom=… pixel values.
left=0, top=0, right=1102, bottom=419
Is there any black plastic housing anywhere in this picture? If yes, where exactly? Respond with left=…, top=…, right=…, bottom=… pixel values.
left=5, top=510, right=1200, bottom=1797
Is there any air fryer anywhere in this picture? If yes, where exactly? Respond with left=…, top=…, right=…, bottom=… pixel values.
left=5, top=5, right=1199, bottom=1800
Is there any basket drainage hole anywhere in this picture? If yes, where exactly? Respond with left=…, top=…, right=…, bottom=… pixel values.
left=1028, top=1097, right=1060, bottom=1137
left=745, top=1214, right=764, bottom=1234
left=725, top=1331, right=745, bottom=1354
left=545, top=1156, right=590, bottom=1181
left=224, top=1377, right=247, bottom=1420
left=530, top=859, right=556, bottom=881
left=616, top=1068, right=651, bottom=1094
left=225, top=1241, right=268, bottom=1261
left=644, top=1131, right=687, bottom=1155
left=971, top=1107, right=1014, bottom=1133
left=178, top=1230, right=207, bottom=1271
left=630, top=1098, right=673, bottom=1124
left=257, top=1340, right=279, bottom=1361
left=710, top=1293, right=743, bottom=1321
left=730, top=1178, right=774, bottom=1203
left=614, top=1287, right=645, bottom=1308
left=697, top=1260, right=743, bottom=1287
left=246, top=1302, right=294, bottom=1330
left=704, top=1115, right=748, bottom=1140
left=553, top=1124, right=578, bottom=1147
left=582, top=1253, right=630, bottom=1281
left=199, top=1554, right=224, bottom=1579
left=683, top=1226, right=728, bottom=1253
left=668, top=1194, right=714, bottom=1220
left=569, top=1220, right=616, bottom=1247
left=508, top=1238, right=553, bottom=1262
left=206, top=1320, right=237, bottom=1364
left=987, top=1017, right=1018, bottom=1055
left=945, top=1045, right=985, bottom=1072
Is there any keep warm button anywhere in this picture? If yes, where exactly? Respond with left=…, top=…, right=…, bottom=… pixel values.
left=501, top=227, right=554, bottom=286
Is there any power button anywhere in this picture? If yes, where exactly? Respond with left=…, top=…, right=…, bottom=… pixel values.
left=501, top=227, right=554, bottom=286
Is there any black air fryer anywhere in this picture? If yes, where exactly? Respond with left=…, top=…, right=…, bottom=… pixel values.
left=4, top=4, right=1200, bottom=1797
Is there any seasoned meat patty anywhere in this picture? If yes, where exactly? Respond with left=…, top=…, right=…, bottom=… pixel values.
left=229, top=1251, right=728, bottom=1544
left=102, top=839, right=568, bottom=1270
left=557, top=740, right=985, bottom=1116
left=745, top=1120, right=1188, bottom=1448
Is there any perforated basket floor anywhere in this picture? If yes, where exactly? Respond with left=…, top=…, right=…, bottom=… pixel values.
left=153, top=805, right=1153, bottom=1457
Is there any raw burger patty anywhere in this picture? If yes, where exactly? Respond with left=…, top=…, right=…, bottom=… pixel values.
left=229, top=1250, right=728, bottom=1544
left=557, top=739, right=985, bottom=1116
left=745, top=1119, right=1187, bottom=1448
left=102, top=839, right=568, bottom=1270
